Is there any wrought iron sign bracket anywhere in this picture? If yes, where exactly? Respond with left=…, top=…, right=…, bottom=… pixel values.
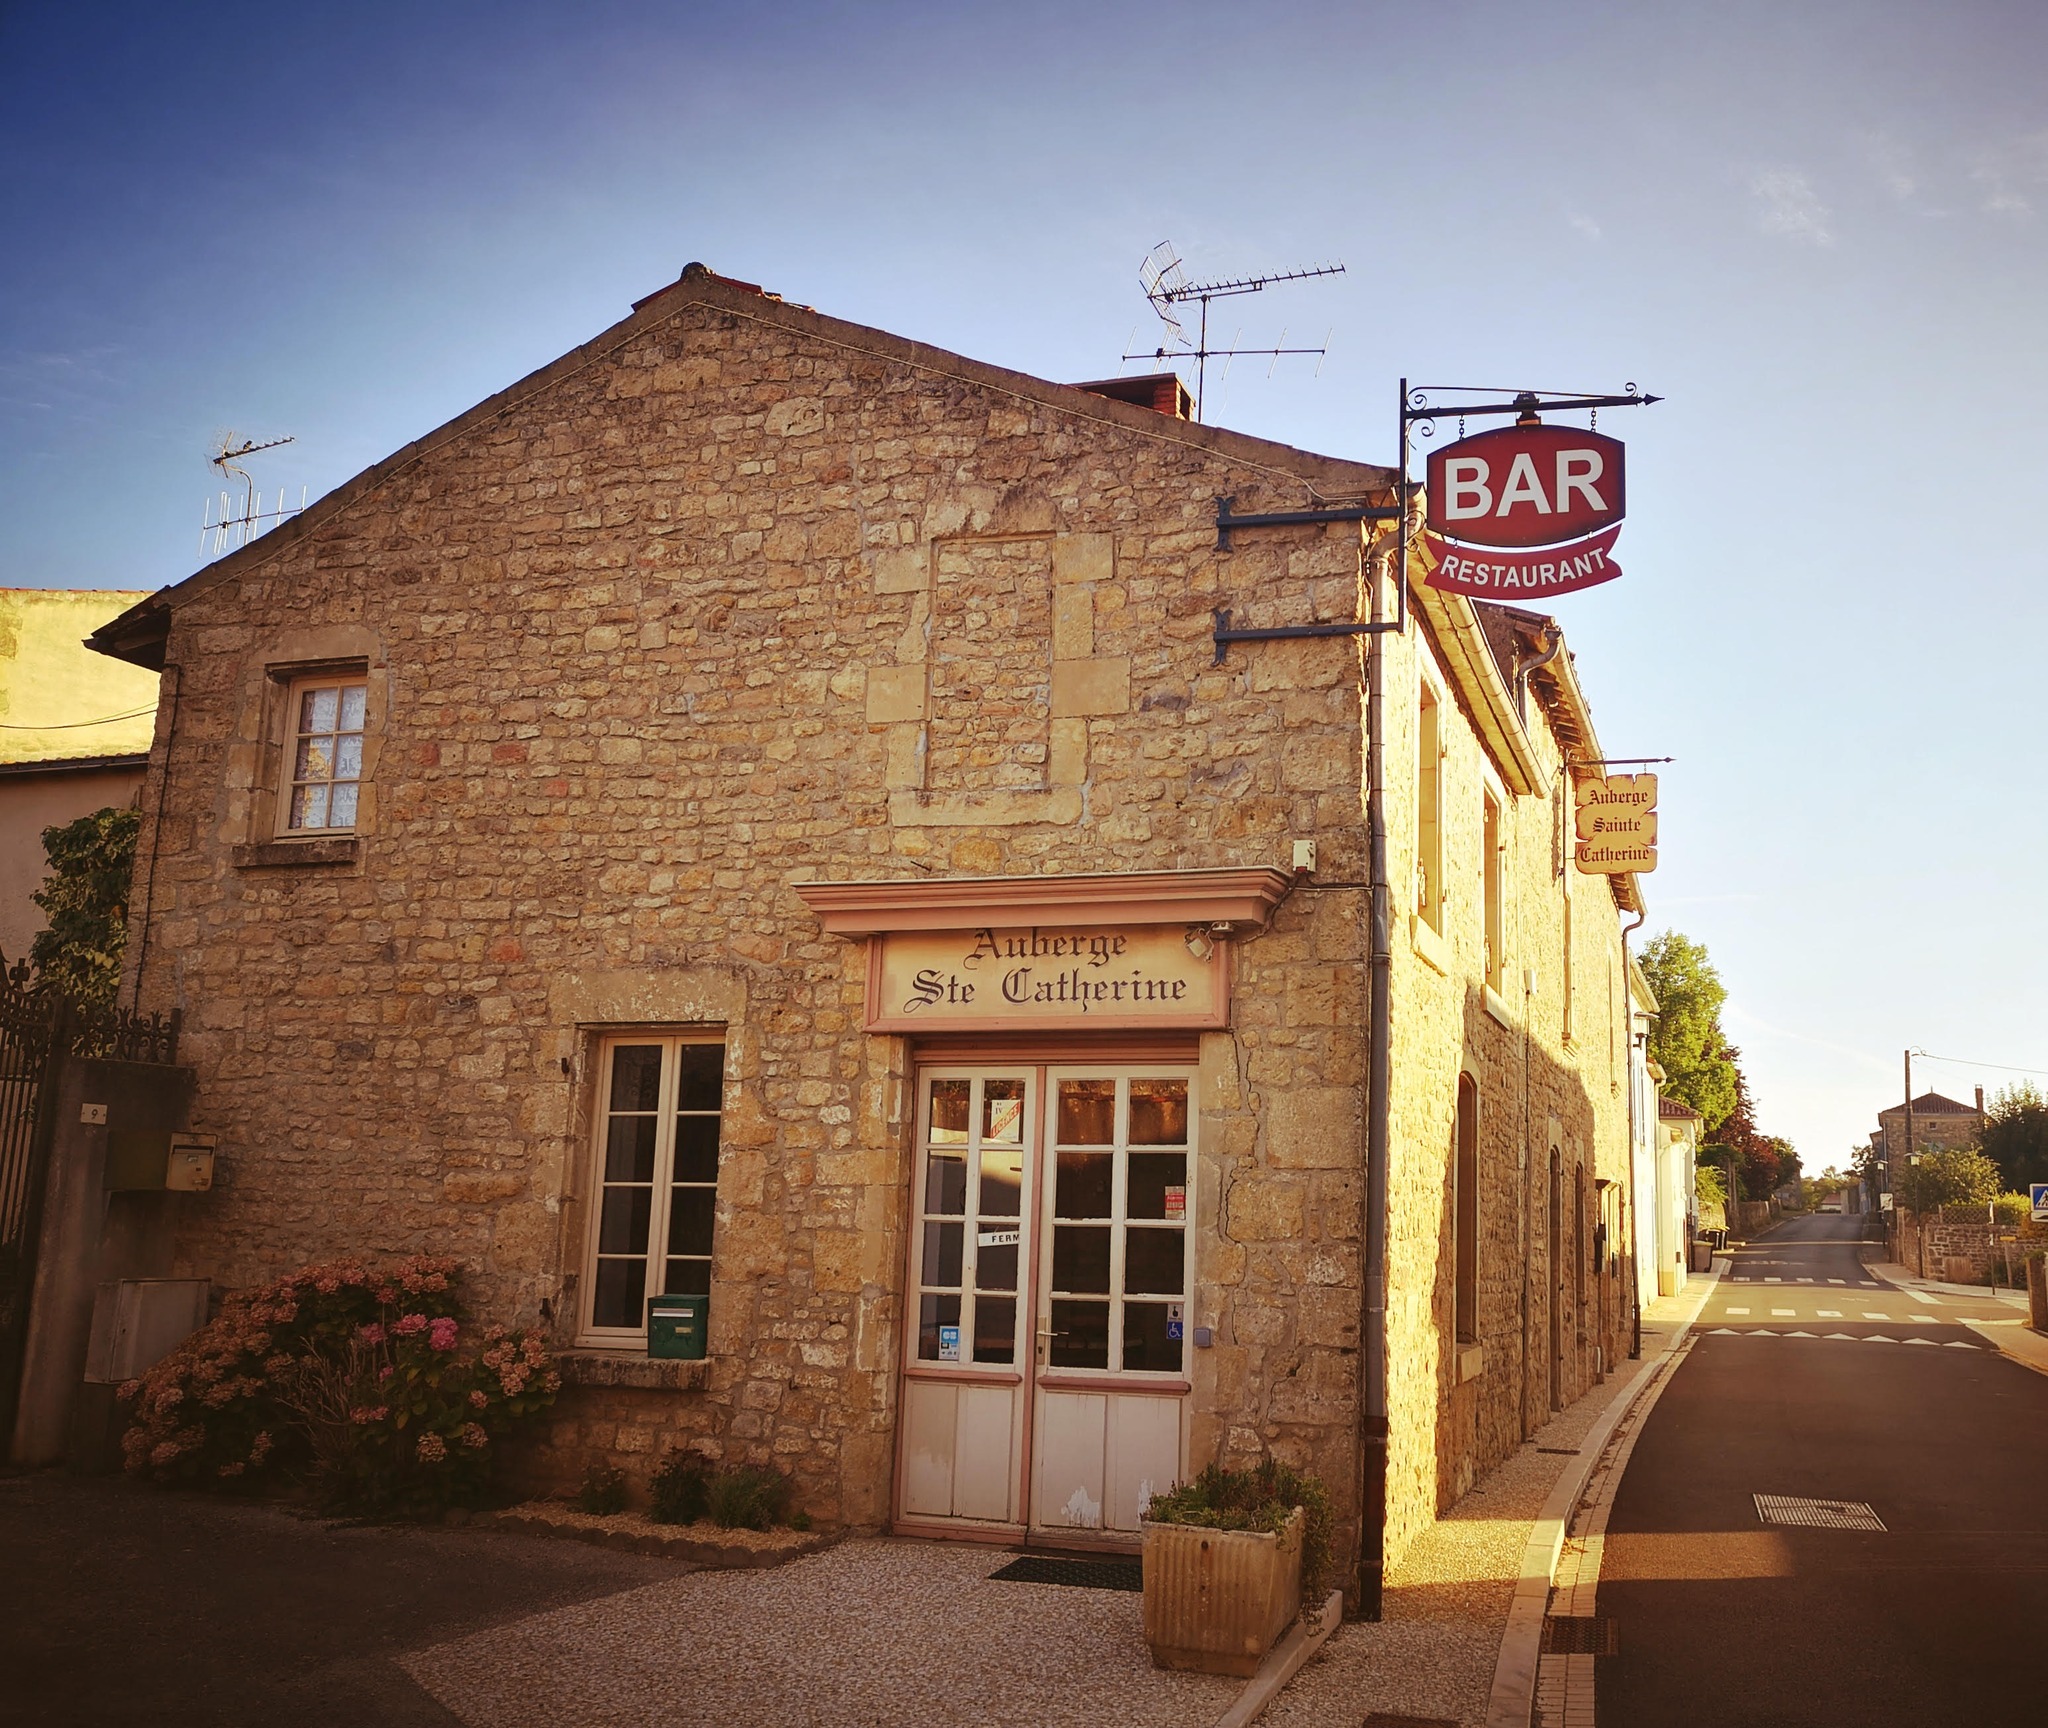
left=1211, top=492, right=1407, bottom=665
left=1214, top=494, right=1400, bottom=550
left=1212, top=609, right=1401, bottom=666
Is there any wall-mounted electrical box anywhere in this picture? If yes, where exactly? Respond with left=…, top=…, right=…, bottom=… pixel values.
left=166, top=1134, right=217, bottom=1192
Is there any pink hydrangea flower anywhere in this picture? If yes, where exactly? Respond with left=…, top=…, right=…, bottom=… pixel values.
left=416, top=1432, right=447, bottom=1463
left=469, top=1389, right=489, bottom=1409
left=394, top=1313, right=428, bottom=1336
left=428, top=1317, right=459, bottom=1352
left=359, top=1323, right=387, bottom=1345
left=460, top=1423, right=488, bottom=1449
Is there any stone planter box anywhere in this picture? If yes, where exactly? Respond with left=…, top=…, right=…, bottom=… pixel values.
left=1140, top=1507, right=1304, bottom=1677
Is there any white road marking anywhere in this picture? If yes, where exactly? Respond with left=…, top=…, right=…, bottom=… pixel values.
left=1908, top=1290, right=1940, bottom=1305
left=1726, top=1307, right=1750, bottom=1315
left=1797, top=1277, right=1815, bottom=1284
left=1905, top=1315, right=1939, bottom=1324
left=1766, top=1276, right=1782, bottom=1283
left=1818, top=1310, right=1842, bottom=1318
left=1861, top=1312, right=1891, bottom=1321
left=1828, top=1278, right=1846, bottom=1285
left=1904, top=1338, right=1937, bottom=1347
left=1772, top=1308, right=1797, bottom=1317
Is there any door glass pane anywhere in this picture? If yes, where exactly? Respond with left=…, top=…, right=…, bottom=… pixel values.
left=1127, top=1152, right=1187, bottom=1221
left=929, top=1079, right=970, bottom=1144
left=975, top=1240, right=1018, bottom=1291
left=924, top=1151, right=967, bottom=1215
left=591, top=1258, right=646, bottom=1329
left=983, top=1078, right=1025, bottom=1143
left=1122, top=1301, right=1184, bottom=1373
left=978, top=1145, right=1023, bottom=1217
left=973, top=1295, right=1016, bottom=1365
left=1128, top=1079, right=1188, bottom=1145
left=1054, top=1152, right=1112, bottom=1218
left=673, top=1115, right=720, bottom=1183
left=1056, top=1079, right=1117, bottom=1145
left=1052, top=1224, right=1110, bottom=1294
left=675, top=1043, right=724, bottom=1110
left=1050, top=1299, right=1109, bottom=1369
left=1124, top=1226, right=1185, bottom=1296
left=918, top=1291, right=962, bottom=1361
left=923, top=1220, right=964, bottom=1287
left=610, top=1046, right=664, bottom=1110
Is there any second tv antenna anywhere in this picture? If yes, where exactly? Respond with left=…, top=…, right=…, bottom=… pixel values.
left=1130, top=242, right=1344, bottom=422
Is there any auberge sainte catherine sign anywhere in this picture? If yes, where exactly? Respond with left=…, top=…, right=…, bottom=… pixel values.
left=1421, top=424, right=1626, bottom=599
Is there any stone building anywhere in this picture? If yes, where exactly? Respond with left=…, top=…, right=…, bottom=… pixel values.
left=87, top=265, right=1650, bottom=1597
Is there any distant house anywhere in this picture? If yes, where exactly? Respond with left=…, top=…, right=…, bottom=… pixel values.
left=1871, top=1090, right=1983, bottom=1190
left=0, top=590, right=158, bottom=966
left=1654, top=1096, right=1702, bottom=1292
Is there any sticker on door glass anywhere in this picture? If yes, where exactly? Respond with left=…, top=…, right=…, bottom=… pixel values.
left=938, top=1324, right=961, bottom=1362
left=1165, top=1302, right=1184, bottom=1342
left=978, top=1228, right=1021, bottom=1248
left=1164, top=1184, right=1186, bottom=1220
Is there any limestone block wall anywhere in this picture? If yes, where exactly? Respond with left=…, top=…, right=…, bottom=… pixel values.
left=119, top=279, right=1383, bottom=1533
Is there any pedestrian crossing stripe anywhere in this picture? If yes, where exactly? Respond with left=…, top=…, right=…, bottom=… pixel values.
left=1701, top=1327, right=1977, bottom=1350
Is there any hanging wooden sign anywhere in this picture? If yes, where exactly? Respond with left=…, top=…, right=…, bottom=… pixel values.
left=1574, top=773, right=1657, bottom=875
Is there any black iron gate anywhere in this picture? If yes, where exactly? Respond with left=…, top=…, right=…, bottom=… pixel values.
left=0, top=957, right=179, bottom=1449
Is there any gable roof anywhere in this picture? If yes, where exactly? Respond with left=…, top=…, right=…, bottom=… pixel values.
left=1878, top=1091, right=1981, bottom=1118
left=1658, top=1097, right=1702, bottom=1121
left=87, top=264, right=1395, bottom=671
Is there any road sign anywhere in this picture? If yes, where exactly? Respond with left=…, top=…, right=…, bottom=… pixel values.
left=2031, top=1182, right=2048, bottom=1222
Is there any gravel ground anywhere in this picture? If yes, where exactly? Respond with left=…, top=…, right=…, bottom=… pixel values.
left=403, top=1536, right=1239, bottom=1728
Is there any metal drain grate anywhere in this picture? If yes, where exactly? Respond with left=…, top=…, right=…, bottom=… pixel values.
left=988, top=1554, right=1143, bottom=1592
left=1541, top=1615, right=1620, bottom=1655
left=1754, top=1493, right=1885, bottom=1531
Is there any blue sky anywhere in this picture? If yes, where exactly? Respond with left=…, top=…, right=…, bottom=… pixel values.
left=5, top=1, right=2046, bottom=1166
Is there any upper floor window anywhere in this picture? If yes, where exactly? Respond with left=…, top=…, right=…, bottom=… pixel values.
left=1416, top=682, right=1444, bottom=932
left=1482, top=789, right=1506, bottom=995
left=281, top=677, right=367, bottom=833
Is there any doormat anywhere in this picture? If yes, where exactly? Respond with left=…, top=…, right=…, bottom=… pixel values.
left=987, top=1554, right=1144, bottom=1592
left=1541, top=1614, right=1620, bottom=1655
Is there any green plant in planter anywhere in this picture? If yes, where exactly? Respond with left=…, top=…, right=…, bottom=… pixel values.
left=577, top=1462, right=628, bottom=1516
left=1145, top=1460, right=1336, bottom=1613
left=648, top=1454, right=710, bottom=1525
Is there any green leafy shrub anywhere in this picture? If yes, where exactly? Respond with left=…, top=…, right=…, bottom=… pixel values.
left=648, top=1454, right=710, bottom=1525
left=577, top=1462, right=629, bottom=1516
left=706, top=1462, right=795, bottom=1530
left=1145, top=1459, right=1336, bottom=1614
left=120, top=1255, right=558, bottom=1514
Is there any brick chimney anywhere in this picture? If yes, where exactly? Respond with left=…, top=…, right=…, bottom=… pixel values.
left=1069, top=373, right=1194, bottom=419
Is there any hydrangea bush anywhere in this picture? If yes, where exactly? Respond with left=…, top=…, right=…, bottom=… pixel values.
left=121, top=1255, right=558, bottom=1513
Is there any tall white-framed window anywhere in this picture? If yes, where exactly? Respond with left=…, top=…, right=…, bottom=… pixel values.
left=580, top=1034, right=726, bottom=1344
left=1416, top=679, right=1444, bottom=931
left=279, top=675, right=368, bottom=834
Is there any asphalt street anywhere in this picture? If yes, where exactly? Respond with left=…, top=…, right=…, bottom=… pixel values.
left=1595, top=1214, right=2048, bottom=1726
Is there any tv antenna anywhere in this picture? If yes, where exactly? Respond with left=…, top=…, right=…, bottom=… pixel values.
left=200, top=432, right=307, bottom=560
left=1129, top=242, right=1345, bottom=422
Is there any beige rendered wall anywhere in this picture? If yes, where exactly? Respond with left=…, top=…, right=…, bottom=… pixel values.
left=0, top=589, right=157, bottom=765
left=121, top=284, right=1381, bottom=1537
left=0, top=766, right=145, bottom=966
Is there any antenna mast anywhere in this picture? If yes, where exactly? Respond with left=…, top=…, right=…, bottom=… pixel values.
left=200, top=433, right=307, bottom=560
left=1131, top=243, right=1345, bottom=421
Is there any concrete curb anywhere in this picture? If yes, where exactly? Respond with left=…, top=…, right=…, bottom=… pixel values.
left=1211, top=1590, right=1346, bottom=1728
left=1961, top=1318, right=2048, bottom=1377
left=482, top=1505, right=837, bottom=1568
left=1480, top=1264, right=1721, bottom=1728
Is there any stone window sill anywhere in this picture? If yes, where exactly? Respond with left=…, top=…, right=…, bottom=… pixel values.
left=1482, top=986, right=1515, bottom=1029
left=1409, top=914, right=1450, bottom=977
left=1456, top=1342, right=1485, bottom=1384
left=231, top=837, right=360, bottom=869
left=557, top=1350, right=710, bottom=1391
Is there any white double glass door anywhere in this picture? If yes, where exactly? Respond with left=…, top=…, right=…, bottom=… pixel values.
left=897, top=1066, right=1192, bottom=1539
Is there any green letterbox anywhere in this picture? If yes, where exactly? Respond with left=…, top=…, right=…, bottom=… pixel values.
left=647, top=1294, right=708, bottom=1360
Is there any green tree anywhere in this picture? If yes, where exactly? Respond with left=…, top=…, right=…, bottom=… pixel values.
left=29, top=806, right=140, bottom=1017
left=1980, top=1082, right=2048, bottom=1192
left=1895, top=1143, right=2001, bottom=1214
left=1638, top=932, right=1738, bottom=1130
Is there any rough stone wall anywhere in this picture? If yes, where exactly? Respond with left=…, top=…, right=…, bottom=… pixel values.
left=120, top=282, right=1382, bottom=1535
left=1378, top=611, right=1635, bottom=1565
